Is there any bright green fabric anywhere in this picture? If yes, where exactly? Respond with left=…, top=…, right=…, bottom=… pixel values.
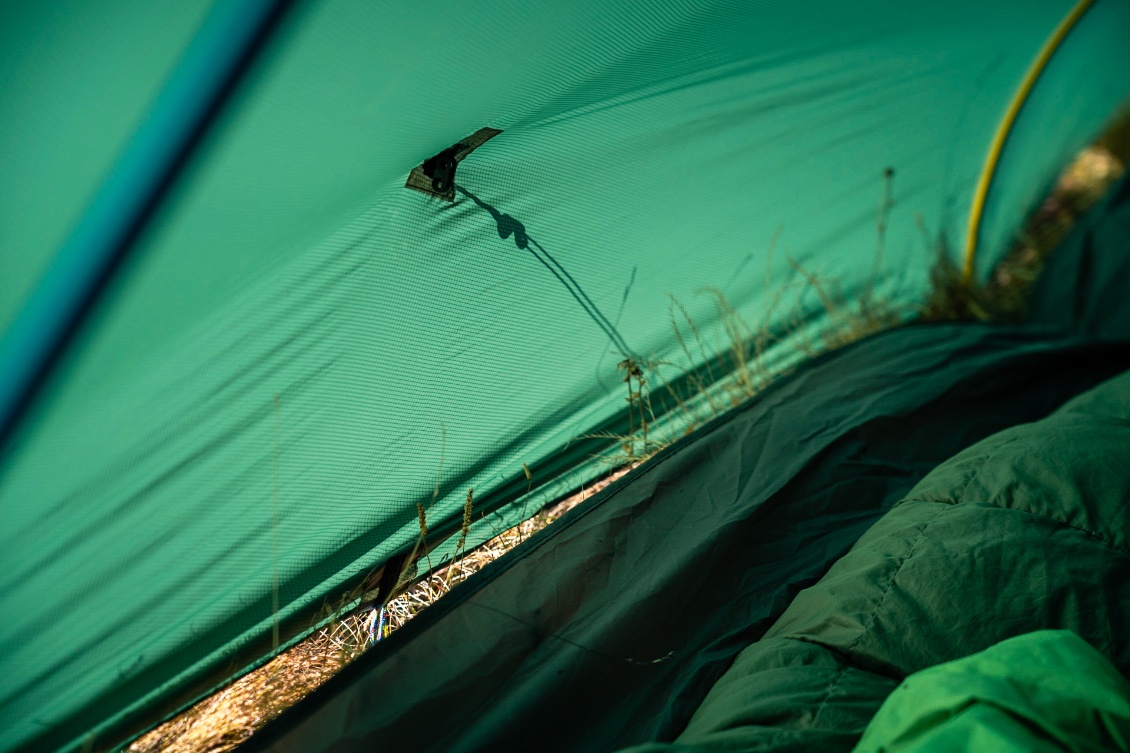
left=2, top=2, right=1130, bottom=752
left=852, top=631, right=1130, bottom=753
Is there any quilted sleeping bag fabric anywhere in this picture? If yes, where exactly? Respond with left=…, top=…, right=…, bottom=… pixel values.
left=624, top=367, right=1130, bottom=753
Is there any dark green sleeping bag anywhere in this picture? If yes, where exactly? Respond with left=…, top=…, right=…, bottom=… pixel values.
left=623, top=367, right=1130, bottom=752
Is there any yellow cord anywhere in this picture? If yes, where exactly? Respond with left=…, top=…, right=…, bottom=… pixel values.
left=962, top=0, right=1097, bottom=282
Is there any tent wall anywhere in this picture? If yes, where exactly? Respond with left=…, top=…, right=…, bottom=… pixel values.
left=1030, top=170, right=1130, bottom=339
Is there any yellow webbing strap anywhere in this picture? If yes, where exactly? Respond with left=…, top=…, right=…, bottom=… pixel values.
left=962, top=0, right=1097, bottom=282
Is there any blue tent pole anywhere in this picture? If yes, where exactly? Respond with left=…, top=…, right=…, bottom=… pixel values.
left=0, top=0, right=296, bottom=455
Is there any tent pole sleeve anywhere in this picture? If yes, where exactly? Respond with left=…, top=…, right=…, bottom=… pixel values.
left=962, top=0, right=1097, bottom=282
left=0, top=0, right=296, bottom=455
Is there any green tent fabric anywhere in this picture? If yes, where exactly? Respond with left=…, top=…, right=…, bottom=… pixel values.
left=852, top=630, right=1130, bottom=753
left=1030, top=172, right=1130, bottom=340
left=3, top=1, right=1130, bottom=752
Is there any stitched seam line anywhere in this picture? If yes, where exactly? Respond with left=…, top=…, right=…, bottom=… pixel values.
left=809, top=508, right=944, bottom=729
left=954, top=434, right=1024, bottom=505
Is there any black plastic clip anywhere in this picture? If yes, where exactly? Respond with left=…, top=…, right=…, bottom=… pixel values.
left=405, top=127, right=503, bottom=202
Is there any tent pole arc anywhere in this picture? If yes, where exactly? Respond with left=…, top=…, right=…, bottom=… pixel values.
left=962, top=0, right=1097, bottom=282
left=0, top=0, right=296, bottom=457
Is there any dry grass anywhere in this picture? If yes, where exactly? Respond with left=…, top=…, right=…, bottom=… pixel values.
left=128, top=469, right=630, bottom=753
left=923, top=107, right=1130, bottom=322
left=126, top=621, right=369, bottom=753
left=591, top=268, right=906, bottom=468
